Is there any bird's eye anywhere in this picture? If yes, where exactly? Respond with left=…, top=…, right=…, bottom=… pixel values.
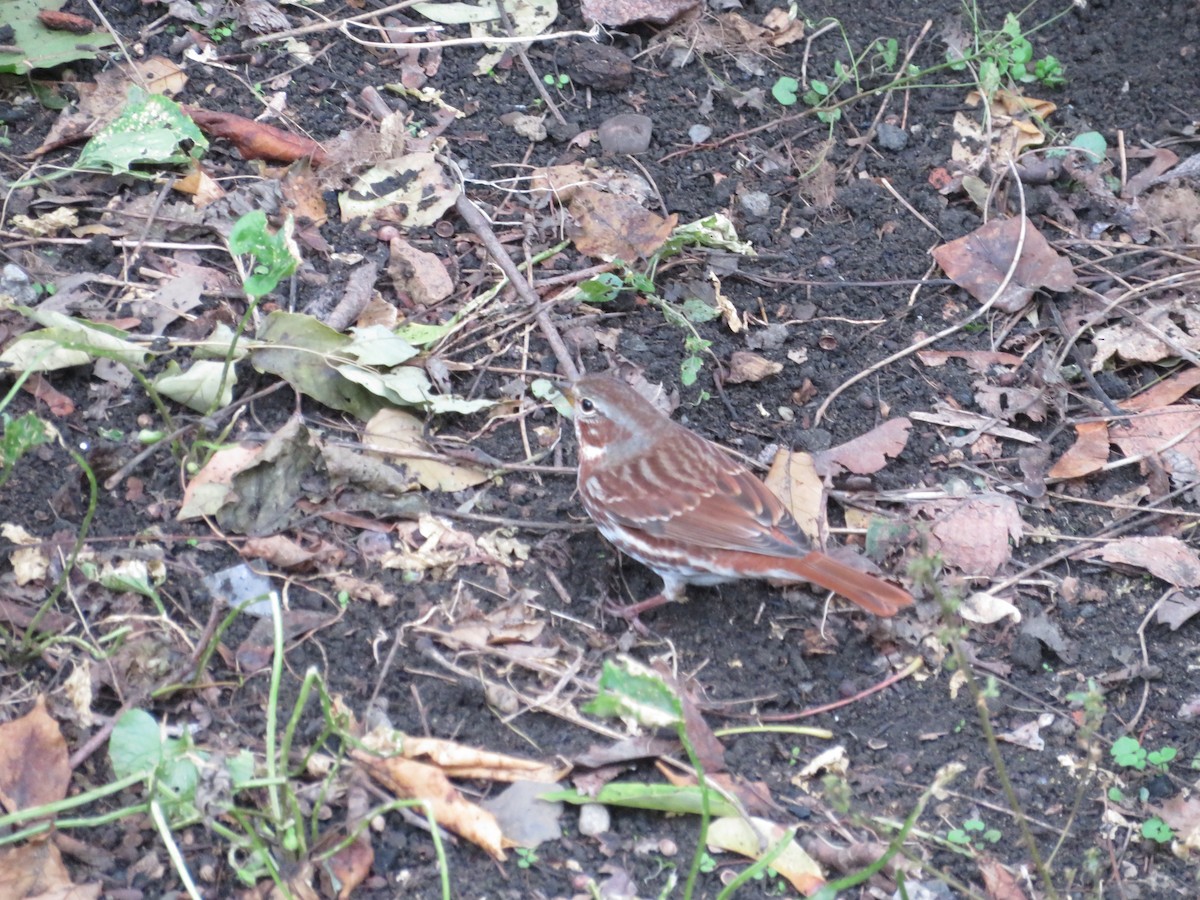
left=579, top=398, right=595, bottom=414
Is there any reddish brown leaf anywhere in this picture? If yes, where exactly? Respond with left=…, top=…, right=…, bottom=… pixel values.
left=567, top=186, right=676, bottom=261
left=0, top=697, right=70, bottom=814
left=931, top=216, right=1077, bottom=313
left=1048, top=421, right=1109, bottom=479
left=183, top=106, right=328, bottom=165
left=37, top=10, right=94, bottom=33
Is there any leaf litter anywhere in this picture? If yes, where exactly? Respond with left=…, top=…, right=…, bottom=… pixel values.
left=2, top=0, right=1200, bottom=896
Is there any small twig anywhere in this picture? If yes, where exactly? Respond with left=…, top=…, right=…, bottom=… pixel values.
left=1128, top=592, right=1169, bottom=732
left=756, top=656, right=923, bottom=721
left=1047, top=298, right=1123, bottom=416
left=877, top=176, right=942, bottom=238
left=454, top=192, right=579, bottom=380
left=815, top=159, right=1030, bottom=425
left=494, top=0, right=566, bottom=127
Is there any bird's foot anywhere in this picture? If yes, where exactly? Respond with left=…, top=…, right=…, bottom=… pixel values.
left=602, top=593, right=671, bottom=635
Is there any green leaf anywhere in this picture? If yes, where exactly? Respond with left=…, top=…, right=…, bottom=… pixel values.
left=155, top=360, right=236, bottom=412
left=0, top=0, right=118, bottom=73
left=680, top=297, right=719, bottom=323
left=76, top=90, right=207, bottom=177
left=344, top=325, right=420, bottom=366
left=1141, top=817, right=1174, bottom=843
left=680, top=355, right=703, bottom=386
left=584, top=658, right=683, bottom=729
left=0, top=308, right=149, bottom=372
left=578, top=273, right=622, bottom=303
left=771, top=76, right=799, bottom=106
left=1, top=412, right=54, bottom=471
left=228, top=211, right=301, bottom=300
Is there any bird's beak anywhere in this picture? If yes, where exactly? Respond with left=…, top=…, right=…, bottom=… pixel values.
left=556, top=381, right=577, bottom=406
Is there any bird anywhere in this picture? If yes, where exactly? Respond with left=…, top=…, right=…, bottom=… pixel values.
left=562, top=373, right=913, bottom=629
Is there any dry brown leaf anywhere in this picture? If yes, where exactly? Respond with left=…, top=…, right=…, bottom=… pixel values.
left=183, top=106, right=328, bottom=165
left=1091, top=304, right=1200, bottom=371
left=974, top=382, right=1047, bottom=422
left=726, top=350, right=781, bottom=384
left=762, top=7, right=805, bottom=45
left=813, top=417, right=911, bottom=476
left=580, top=0, right=699, bottom=27
left=0, top=697, right=71, bottom=814
left=386, top=237, right=454, bottom=306
left=916, top=349, right=1023, bottom=370
left=0, top=838, right=99, bottom=899
left=910, top=406, right=1039, bottom=444
left=365, top=408, right=489, bottom=492
left=706, top=817, right=825, bottom=895
left=925, top=494, right=1023, bottom=577
left=931, top=216, right=1077, bottom=313
left=567, top=186, right=677, bottom=261
left=1156, top=590, right=1200, bottom=630
left=978, top=854, right=1029, bottom=900
left=352, top=749, right=508, bottom=859
left=399, top=736, right=563, bottom=783
left=1110, top=406, right=1200, bottom=481
left=997, top=713, right=1053, bottom=751
left=1048, top=421, right=1109, bottom=479
left=764, top=448, right=823, bottom=541
left=240, top=534, right=345, bottom=570
left=1123, top=365, right=1200, bottom=412
left=1099, top=535, right=1200, bottom=587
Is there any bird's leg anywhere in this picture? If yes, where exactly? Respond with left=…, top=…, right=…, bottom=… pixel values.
left=602, top=576, right=686, bottom=634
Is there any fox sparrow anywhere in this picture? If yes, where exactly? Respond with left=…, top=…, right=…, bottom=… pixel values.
left=564, top=374, right=913, bottom=627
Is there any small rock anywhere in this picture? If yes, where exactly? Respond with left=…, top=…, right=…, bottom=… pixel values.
left=578, top=803, right=610, bottom=836
left=545, top=117, right=581, bottom=142
left=688, top=123, right=713, bottom=143
left=560, top=43, right=635, bottom=91
left=876, top=122, right=908, bottom=151
left=738, top=190, right=771, bottom=218
left=598, top=113, right=653, bottom=154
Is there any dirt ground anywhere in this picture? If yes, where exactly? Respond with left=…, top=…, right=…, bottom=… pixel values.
left=3, top=0, right=1200, bottom=897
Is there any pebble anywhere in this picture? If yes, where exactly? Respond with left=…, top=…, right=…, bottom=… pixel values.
left=876, top=122, right=908, bottom=150
left=578, top=803, right=610, bottom=836
left=598, top=113, right=653, bottom=154
left=738, top=190, right=771, bottom=218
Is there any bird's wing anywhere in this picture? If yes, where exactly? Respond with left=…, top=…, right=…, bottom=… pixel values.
left=595, top=427, right=811, bottom=557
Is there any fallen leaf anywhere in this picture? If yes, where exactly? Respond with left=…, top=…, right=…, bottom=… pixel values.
left=959, top=591, right=1021, bottom=624
left=1099, top=535, right=1200, bottom=587
left=580, top=0, right=699, bottom=27
left=998, top=713, right=1054, bottom=751
left=184, top=106, right=328, bottom=165
left=925, top=493, right=1023, bottom=577
left=1156, top=591, right=1200, bottom=630
left=764, top=448, right=823, bottom=541
left=0, top=697, right=71, bottom=813
left=1048, top=421, right=1109, bottom=479
left=813, top=417, right=911, bottom=476
left=725, top=350, right=781, bottom=384
left=567, top=185, right=677, bottom=261
left=388, top=236, right=453, bottom=307
left=916, top=348, right=1024, bottom=370
left=706, top=817, right=825, bottom=895
left=365, top=408, right=490, bottom=492
left=1110, top=406, right=1200, bottom=482
left=931, top=216, right=1077, bottom=313
left=978, top=854, right=1029, bottom=900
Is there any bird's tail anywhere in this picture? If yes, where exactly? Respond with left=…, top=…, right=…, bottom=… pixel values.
left=786, top=552, right=913, bottom=617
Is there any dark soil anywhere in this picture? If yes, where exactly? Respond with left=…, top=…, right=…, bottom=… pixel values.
left=3, top=0, right=1200, bottom=897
